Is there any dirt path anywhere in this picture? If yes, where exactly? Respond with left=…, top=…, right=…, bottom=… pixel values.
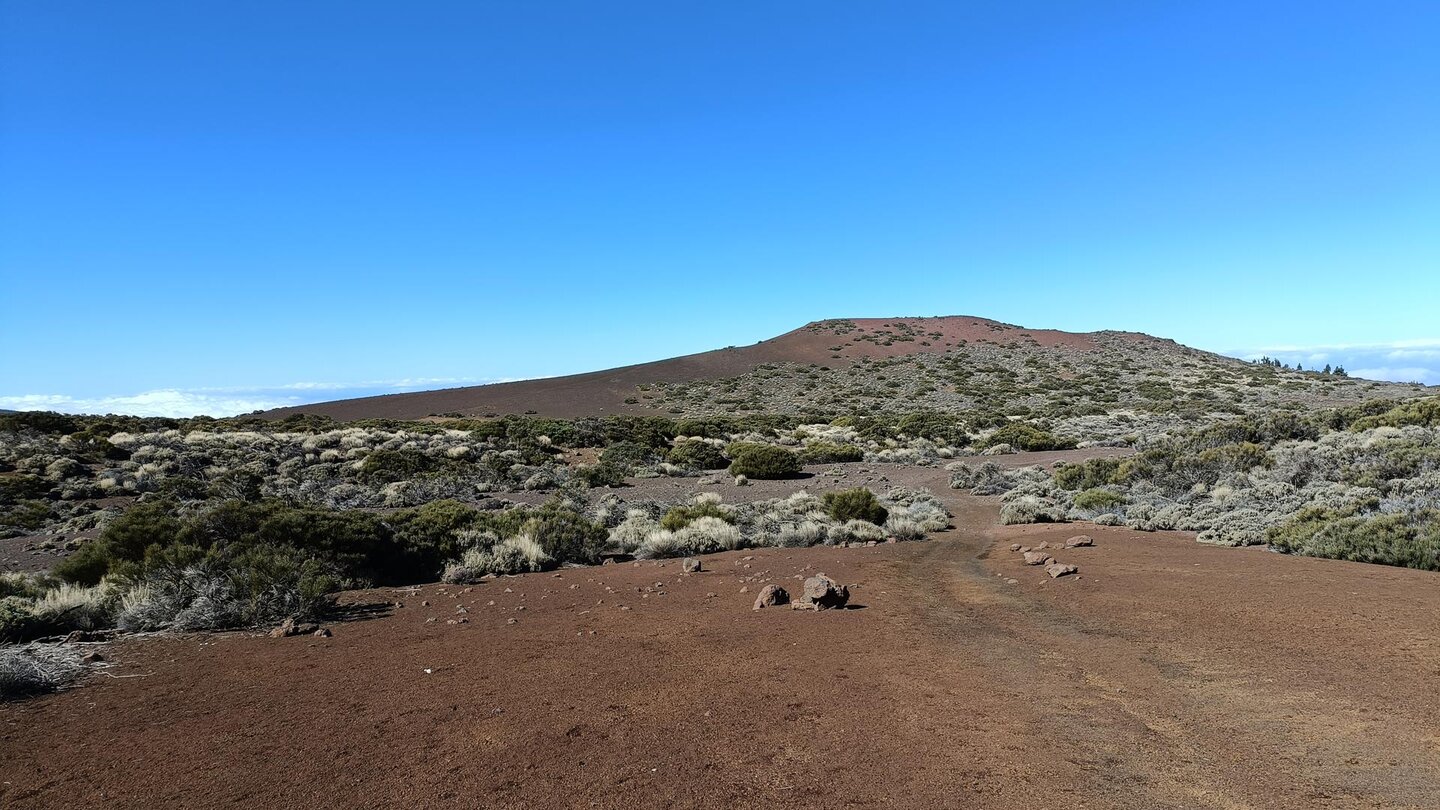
left=3, top=469, right=1438, bottom=809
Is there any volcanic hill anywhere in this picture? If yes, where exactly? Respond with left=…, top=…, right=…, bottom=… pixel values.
left=263, top=316, right=1420, bottom=421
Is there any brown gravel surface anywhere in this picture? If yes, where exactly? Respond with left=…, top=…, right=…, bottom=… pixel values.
left=4, top=467, right=1438, bottom=809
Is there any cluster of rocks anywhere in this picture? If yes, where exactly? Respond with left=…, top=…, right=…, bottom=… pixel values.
left=752, top=574, right=850, bottom=611
left=1010, top=534, right=1093, bottom=579
left=268, top=617, right=332, bottom=638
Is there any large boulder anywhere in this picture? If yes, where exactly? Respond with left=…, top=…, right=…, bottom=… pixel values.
left=793, top=575, right=850, bottom=610
left=752, top=584, right=790, bottom=610
left=1022, top=551, right=1052, bottom=566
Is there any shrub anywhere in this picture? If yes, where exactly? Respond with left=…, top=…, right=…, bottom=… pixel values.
left=522, top=509, right=607, bottom=565
left=1053, top=457, right=1131, bottom=491
left=798, top=442, right=865, bottom=464
left=665, top=440, right=728, bottom=470
left=573, top=462, right=628, bottom=488
left=0, top=599, right=40, bottom=644
left=660, top=500, right=732, bottom=531
left=883, top=517, right=927, bottom=541
left=1073, top=488, right=1126, bottom=511
left=822, top=489, right=888, bottom=525
left=980, top=423, right=1075, bottom=452
left=117, top=550, right=334, bottom=632
left=0, top=643, right=86, bottom=700
left=636, top=516, right=743, bottom=558
left=1268, top=507, right=1440, bottom=570
left=598, top=441, right=659, bottom=472
left=443, top=535, right=552, bottom=582
left=999, top=496, right=1066, bottom=525
left=357, top=449, right=436, bottom=483
left=726, top=443, right=801, bottom=479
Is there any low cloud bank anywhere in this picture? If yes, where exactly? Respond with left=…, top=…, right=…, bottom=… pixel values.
left=0, top=377, right=517, bottom=418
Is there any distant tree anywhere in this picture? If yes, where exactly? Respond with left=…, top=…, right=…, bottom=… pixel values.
left=1334, top=365, right=1347, bottom=377
left=1322, top=364, right=1333, bottom=375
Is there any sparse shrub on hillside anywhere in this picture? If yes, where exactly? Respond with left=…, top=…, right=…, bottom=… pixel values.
left=822, top=488, right=888, bottom=525
left=726, top=443, right=801, bottom=479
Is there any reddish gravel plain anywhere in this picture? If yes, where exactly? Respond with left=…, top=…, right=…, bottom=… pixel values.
left=3, top=470, right=1439, bottom=809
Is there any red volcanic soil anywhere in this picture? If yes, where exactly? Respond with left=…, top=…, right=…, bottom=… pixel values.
left=261, top=316, right=1161, bottom=421
left=4, top=466, right=1439, bottom=809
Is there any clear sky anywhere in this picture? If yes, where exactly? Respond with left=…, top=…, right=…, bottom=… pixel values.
left=2, top=1, right=1438, bottom=416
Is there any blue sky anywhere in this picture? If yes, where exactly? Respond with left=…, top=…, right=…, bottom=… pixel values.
left=2, top=1, right=1437, bottom=416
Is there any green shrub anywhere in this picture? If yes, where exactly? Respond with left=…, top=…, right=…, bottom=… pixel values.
left=1268, top=507, right=1440, bottom=570
left=822, top=489, right=888, bottom=525
left=522, top=508, right=607, bottom=565
left=598, top=441, right=659, bottom=472
left=357, top=450, right=437, bottom=484
left=726, top=443, right=801, bottom=479
left=574, top=462, right=628, bottom=488
left=979, top=423, right=1075, bottom=452
left=1072, top=488, right=1126, bottom=511
left=798, top=442, right=864, bottom=464
left=665, top=440, right=728, bottom=470
left=1054, top=457, right=1131, bottom=490
left=0, top=598, right=40, bottom=643
left=660, top=501, right=732, bottom=531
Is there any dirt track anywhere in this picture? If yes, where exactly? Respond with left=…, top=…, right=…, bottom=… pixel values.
left=4, top=469, right=1439, bottom=809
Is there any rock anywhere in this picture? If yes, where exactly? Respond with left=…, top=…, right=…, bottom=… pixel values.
left=1009, top=543, right=1022, bottom=552
left=1046, top=562, right=1079, bottom=578
left=793, top=575, right=850, bottom=610
left=1036, top=541, right=1049, bottom=550
left=682, top=557, right=702, bottom=573
left=1064, top=535, right=1095, bottom=548
left=752, top=584, right=790, bottom=610
left=80, top=651, right=105, bottom=663
left=269, top=618, right=320, bottom=638
left=1022, top=551, right=1052, bottom=566
left=1017, top=546, right=1032, bottom=554
left=313, top=628, right=332, bottom=637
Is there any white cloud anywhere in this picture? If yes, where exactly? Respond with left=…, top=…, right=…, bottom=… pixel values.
left=1224, top=338, right=1440, bottom=386
left=0, top=376, right=534, bottom=418
left=0, top=391, right=297, bottom=418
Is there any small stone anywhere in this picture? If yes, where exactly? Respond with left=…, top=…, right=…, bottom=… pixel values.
left=1009, top=543, right=1022, bottom=552
left=506, top=618, right=519, bottom=625
left=313, top=628, right=332, bottom=637
left=682, top=557, right=702, bottom=573
left=1046, top=562, right=1079, bottom=579
left=1022, top=551, right=1052, bottom=566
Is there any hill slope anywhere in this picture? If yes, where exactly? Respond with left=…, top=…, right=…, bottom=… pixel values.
left=263, top=316, right=1423, bottom=421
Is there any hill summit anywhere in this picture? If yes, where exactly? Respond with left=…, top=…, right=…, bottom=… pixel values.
left=263, top=316, right=1400, bottom=421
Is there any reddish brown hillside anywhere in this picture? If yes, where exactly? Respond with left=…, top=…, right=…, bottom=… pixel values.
left=262, top=316, right=1156, bottom=421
